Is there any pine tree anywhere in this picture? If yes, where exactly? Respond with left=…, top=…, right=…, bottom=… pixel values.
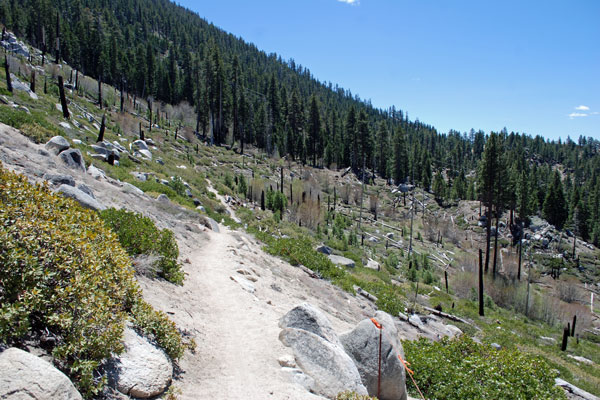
left=308, top=95, right=321, bottom=167
left=542, top=170, right=568, bottom=229
left=433, top=171, right=446, bottom=203
left=478, top=132, right=501, bottom=273
left=392, top=126, right=408, bottom=184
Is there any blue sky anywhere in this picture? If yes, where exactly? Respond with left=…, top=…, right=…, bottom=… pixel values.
left=177, top=0, right=600, bottom=141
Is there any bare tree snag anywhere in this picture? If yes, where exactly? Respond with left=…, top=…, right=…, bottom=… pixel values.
left=479, top=248, right=484, bottom=316
left=4, top=55, right=12, bottom=92
left=97, top=112, right=106, bottom=142
left=30, top=70, right=35, bottom=93
left=98, top=77, right=102, bottom=109
left=58, top=76, right=69, bottom=119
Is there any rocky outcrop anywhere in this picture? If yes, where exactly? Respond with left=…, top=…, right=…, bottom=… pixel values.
left=45, top=135, right=70, bottom=155
left=0, top=347, right=83, bottom=400
left=340, top=313, right=407, bottom=400
left=59, top=149, right=86, bottom=172
left=107, top=327, right=173, bottom=399
left=56, top=184, right=106, bottom=211
left=279, top=328, right=367, bottom=398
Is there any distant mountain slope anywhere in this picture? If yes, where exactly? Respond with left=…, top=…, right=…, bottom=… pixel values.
left=1, top=0, right=599, bottom=241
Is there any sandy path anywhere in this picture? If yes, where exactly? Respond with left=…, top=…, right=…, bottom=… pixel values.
left=174, top=227, right=322, bottom=399
left=0, top=124, right=377, bottom=399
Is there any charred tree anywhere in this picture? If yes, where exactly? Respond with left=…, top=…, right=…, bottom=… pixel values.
left=58, top=76, right=69, bottom=119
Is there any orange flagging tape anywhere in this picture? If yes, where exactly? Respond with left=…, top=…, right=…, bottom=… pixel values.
left=398, top=354, right=426, bottom=400
left=370, top=317, right=382, bottom=329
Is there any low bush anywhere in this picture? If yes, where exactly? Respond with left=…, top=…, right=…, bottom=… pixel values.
left=99, top=208, right=183, bottom=285
left=0, top=164, right=183, bottom=397
left=0, top=107, right=60, bottom=143
left=403, top=335, right=565, bottom=399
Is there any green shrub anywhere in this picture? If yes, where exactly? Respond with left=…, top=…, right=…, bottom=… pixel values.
left=0, top=107, right=61, bottom=143
left=403, top=335, right=565, bottom=400
left=99, top=208, right=184, bottom=284
left=335, top=392, right=377, bottom=400
left=0, top=164, right=183, bottom=397
left=266, top=189, right=287, bottom=215
left=168, top=176, right=187, bottom=197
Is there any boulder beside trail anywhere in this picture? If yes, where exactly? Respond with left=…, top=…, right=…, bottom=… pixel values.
left=106, top=327, right=173, bottom=399
left=59, top=148, right=86, bottom=172
left=341, top=314, right=407, bottom=400
left=57, top=184, right=106, bottom=211
left=0, top=347, right=83, bottom=400
left=45, top=135, right=70, bottom=155
left=279, top=302, right=343, bottom=348
left=280, top=328, right=367, bottom=398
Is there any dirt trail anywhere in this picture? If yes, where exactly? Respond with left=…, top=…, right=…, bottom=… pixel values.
left=0, top=124, right=378, bottom=399
left=138, top=189, right=378, bottom=399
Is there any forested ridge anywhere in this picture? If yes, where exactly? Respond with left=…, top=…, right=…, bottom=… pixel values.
left=1, top=0, right=600, bottom=243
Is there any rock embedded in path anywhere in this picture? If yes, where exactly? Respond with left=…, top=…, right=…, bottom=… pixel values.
left=199, top=215, right=220, bottom=233
left=57, top=184, right=106, bottom=211
left=328, top=254, right=356, bottom=268
left=230, top=275, right=256, bottom=293
left=43, top=172, right=75, bottom=187
left=107, top=327, right=173, bottom=399
left=156, top=194, right=170, bottom=204
left=45, top=135, right=70, bottom=155
left=87, top=164, right=106, bottom=180
left=0, top=347, right=83, bottom=400
left=279, top=328, right=367, bottom=398
left=59, top=148, right=86, bottom=172
left=77, top=183, right=95, bottom=198
left=340, top=315, right=407, bottom=400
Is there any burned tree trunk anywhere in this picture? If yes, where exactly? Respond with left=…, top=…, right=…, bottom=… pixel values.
left=98, top=77, right=102, bottom=109
left=492, top=206, right=500, bottom=278
left=479, top=248, right=484, bottom=316
left=4, top=55, right=12, bottom=92
left=58, top=76, right=69, bottom=119
left=561, top=326, right=569, bottom=351
left=97, top=113, right=106, bottom=143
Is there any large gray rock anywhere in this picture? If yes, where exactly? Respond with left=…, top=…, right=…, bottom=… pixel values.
left=279, top=303, right=342, bottom=348
left=328, top=254, right=356, bottom=268
left=156, top=194, right=170, bottom=204
left=57, top=184, right=106, bottom=211
left=59, top=149, right=86, bottom=172
left=199, top=216, right=220, bottom=233
left=316, top=245, right=333, bottom=255
left=107, top=327, right=173, bottom=399
left=43, top=173, right=75, bottom=187
left=279, top=328, right=367, bottom=398
left=45, top=135, right=70, bottom=155
left=131, top=140, right=149, bottom=151
left=341, top=316, right=407, bottom=400
left=0, top=347, right=83, bottom=399
left=137, top=149, right=152, bottom=160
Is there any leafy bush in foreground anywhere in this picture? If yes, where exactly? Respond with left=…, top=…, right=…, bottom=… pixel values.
left=403, top=335, right=565, bottom=400
left=0, top=163, right=183, bottom=397
left=99, top=208, right=183, bottom=284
